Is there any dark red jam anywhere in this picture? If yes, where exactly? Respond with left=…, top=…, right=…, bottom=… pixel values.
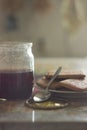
left=0, top=70, right=34, bottom=100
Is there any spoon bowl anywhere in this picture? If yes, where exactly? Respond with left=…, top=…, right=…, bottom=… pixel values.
left=33, top=91, right=51, bottom=102
left=33, top=67, right=62, bottom=103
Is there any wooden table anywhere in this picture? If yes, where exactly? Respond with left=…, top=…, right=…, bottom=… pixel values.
left=0, top=57, right=87, bottom=130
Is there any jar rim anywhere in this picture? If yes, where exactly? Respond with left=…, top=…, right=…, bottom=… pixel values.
left=0, top=42, right=33, bottom=47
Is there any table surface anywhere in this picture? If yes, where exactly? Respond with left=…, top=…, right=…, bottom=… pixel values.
left=0, top=98, right=87, bottom=123
left=1, top=57, right=87, bottom=130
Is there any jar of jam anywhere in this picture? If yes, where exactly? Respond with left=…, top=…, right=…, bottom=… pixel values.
left=0, top=42, right=34, bottom=99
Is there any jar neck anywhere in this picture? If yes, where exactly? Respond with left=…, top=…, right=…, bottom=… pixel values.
left=0, top=42, right=33, bottom=52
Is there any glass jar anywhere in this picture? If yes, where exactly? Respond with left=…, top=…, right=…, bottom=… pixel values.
left=0, top=42, right=34, bottom=99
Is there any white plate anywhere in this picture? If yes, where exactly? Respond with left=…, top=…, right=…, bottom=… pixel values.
left=35, top=82, right=87, bottom=99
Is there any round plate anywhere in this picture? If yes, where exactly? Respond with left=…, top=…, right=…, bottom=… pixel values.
left=34, top=85, right=87, bottom=99
left=49, top=89, right=87, bottom=99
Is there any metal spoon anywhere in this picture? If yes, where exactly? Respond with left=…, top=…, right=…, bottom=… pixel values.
left=33, top=66, right=62, bottom=102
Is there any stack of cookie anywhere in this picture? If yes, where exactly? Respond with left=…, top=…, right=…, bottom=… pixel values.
left=36, top=69, right=87, bottom=92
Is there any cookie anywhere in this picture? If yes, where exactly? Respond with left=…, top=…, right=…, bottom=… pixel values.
left=36, top=76, right=61, bottom=89
left=45, top=69, right=85, bottom=80
left=36, top=77, right=87, bottom=91
left=59, top=79, right=87, bottom=91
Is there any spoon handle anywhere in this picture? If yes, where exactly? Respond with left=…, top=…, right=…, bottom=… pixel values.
left=46, top=66, right=62, bottom=91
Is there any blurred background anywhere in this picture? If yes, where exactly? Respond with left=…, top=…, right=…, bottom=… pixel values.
left=0, top=0, right=87, bottom=58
